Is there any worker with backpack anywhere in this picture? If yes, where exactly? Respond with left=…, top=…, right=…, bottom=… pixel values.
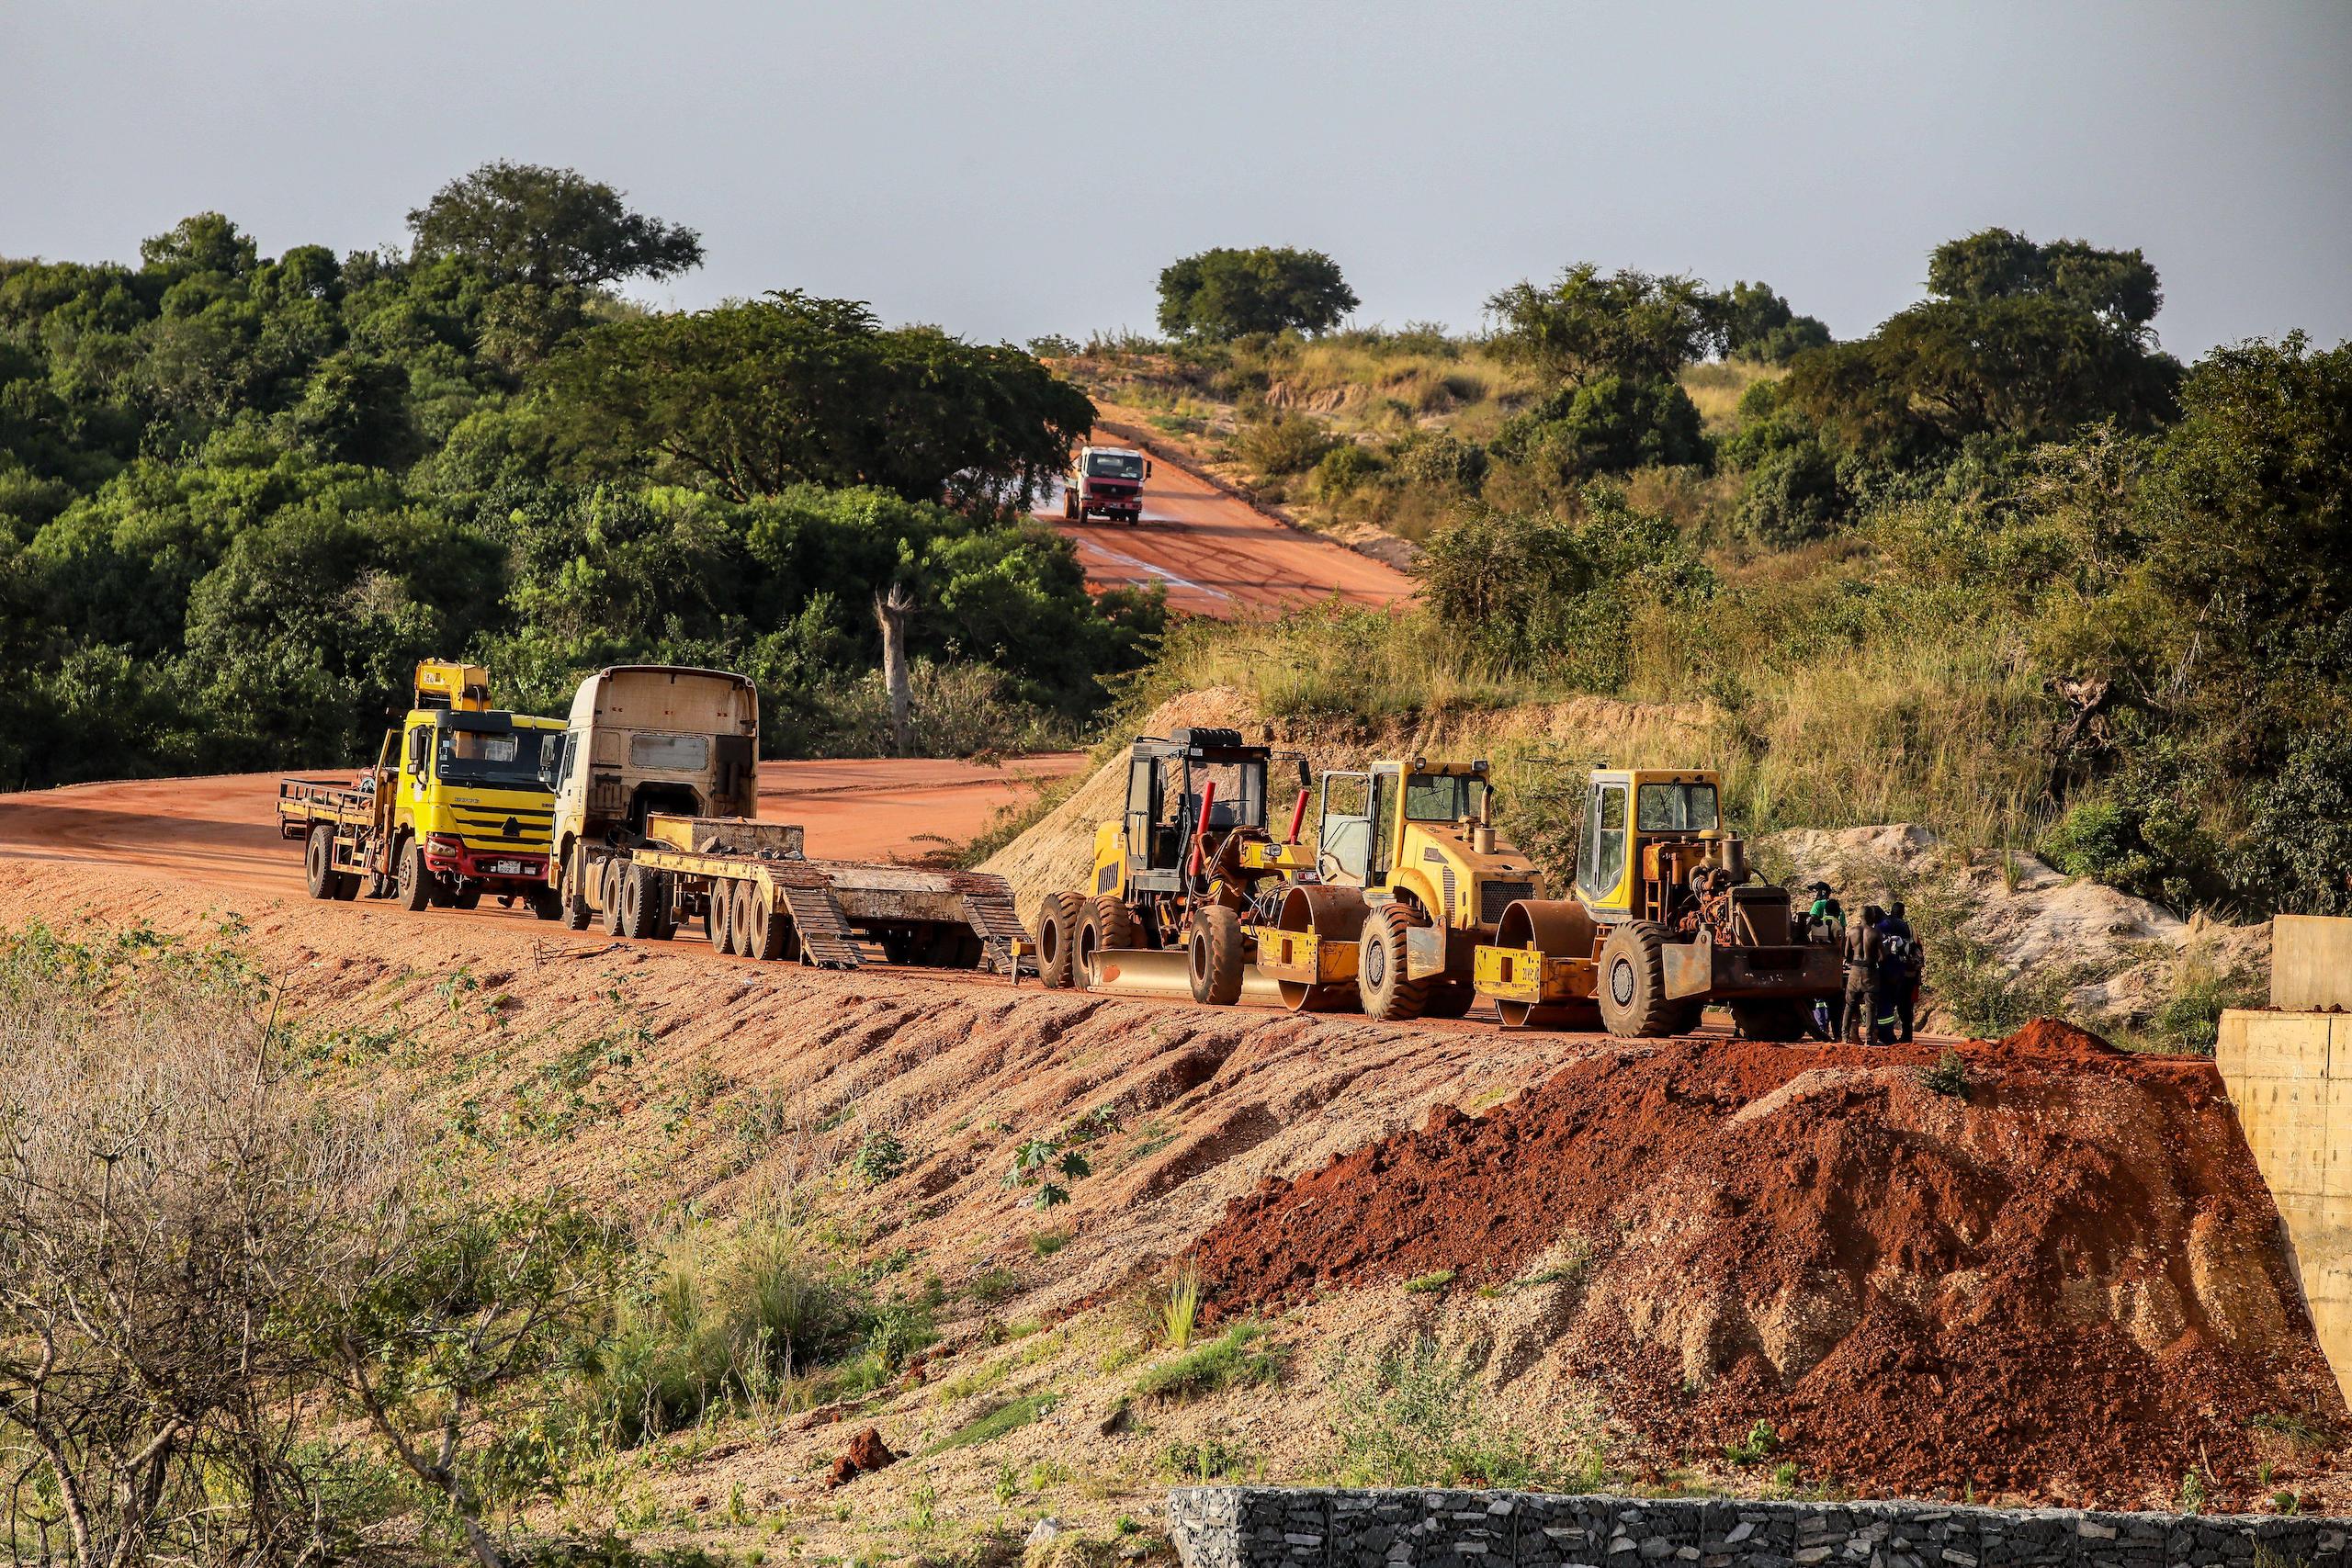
left=1875, top=900, right=1921, bottom=1043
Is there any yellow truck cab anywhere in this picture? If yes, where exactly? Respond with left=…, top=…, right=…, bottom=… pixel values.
left=278, top=660, right=564, bottom=916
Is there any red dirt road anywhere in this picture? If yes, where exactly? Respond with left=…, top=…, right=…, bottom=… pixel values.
left=1039, top=426, right=1412, bottom=616
left=0, top=754, right=1085, bottom=904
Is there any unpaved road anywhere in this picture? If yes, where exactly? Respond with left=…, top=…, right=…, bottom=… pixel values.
left=0, top=754, right=1085, bottom=904
left=1038, top=425, right=1412, bottom=616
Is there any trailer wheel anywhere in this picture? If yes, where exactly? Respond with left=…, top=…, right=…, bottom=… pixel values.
left=1077, top=897, right=1139, bottom=987
left=1597, top=920, right=1679, bottom=1038
left=395, top=838, right=435, bottom=912
left=619, top=864, right=664, bottom=940
left=305, top=826, right=337, bottom=900
left=1358, top=903, right=1430, bottom=1022
left=1037, top=892, right=1083, bottom=988
left=744, top=886, right=789, bottom=961
left=729, top=880, right=762, bottom=958
left=600, top=859, right=626, bottom=936
left=707, top=880, right=734, bottom=953
left=1187, top=906, right=1246, bottom=1006
left=560, top=846, right=593, bottom=931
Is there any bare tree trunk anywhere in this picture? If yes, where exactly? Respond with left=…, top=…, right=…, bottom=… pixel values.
left=873, top=583, right=916, bottom=757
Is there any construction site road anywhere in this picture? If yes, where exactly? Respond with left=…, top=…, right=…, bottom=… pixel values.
left=1037, top=425, right=1413, bottom=617
left=0, top=754, right=1086, bottom=907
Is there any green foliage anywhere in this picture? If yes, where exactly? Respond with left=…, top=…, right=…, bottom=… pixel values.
left=1402, top=1269, right=1456, bottom=1294
left=1713, top=281, right=1832, bottom=365
left=1733, top=439, right=1847, bottom=547
left=1329, top=1337, right=1601, bottom=1491
left=1723, top=1419, right=1782, bottom=1466
left=406, top=160, right=705, bottom=290
left=1132, top=1323, right=1289, bottom=1400
left=1490, top=373, right=1709, bottom=480
left=928, top=1393, right=1058, bottom=1453
left=1921, top=1047, right=1971, bottom=1100
left=1416, top=485, right=1713, bottom=687
left=1236, top=412, right=1337, bottom=477
left=1161, top=1436, right=1254, bottom=1482
left=1156, top=247, right=1359, bottom=341
left=1308, top=440, right=1385, bottom=502
left=849, top=1127, right=910, bottom=1186
left=1486, top=264, right=1720, bottom=387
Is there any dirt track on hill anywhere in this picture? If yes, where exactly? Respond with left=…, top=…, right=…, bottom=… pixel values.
left=1037, top=424, right=1412, bottom=616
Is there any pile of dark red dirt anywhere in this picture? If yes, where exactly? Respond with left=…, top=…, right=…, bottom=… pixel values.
left=822, top=1427, right=898, bottom=1489
left=1189, top=1025, right=2344, bottom=1506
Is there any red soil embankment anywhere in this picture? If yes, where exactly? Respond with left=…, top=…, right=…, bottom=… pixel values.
left=1190, top=1023, right=2340, bottom=1502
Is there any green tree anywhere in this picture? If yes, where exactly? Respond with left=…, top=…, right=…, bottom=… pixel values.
left=405, top=161, right=703, bottom=290
left=1712, top=279, right=1832, bottom=364
left=1485, top=265, right=1720, bottom=388
left=1489, top=373, right=1709, bottom=480
left=538, top=290, right=1093, bottom=511
left=1155, top=247, right=1358, bottom=340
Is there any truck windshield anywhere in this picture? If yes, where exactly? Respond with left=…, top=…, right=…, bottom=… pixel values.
left=1085, top=452, right=1144, bottom=479
left=1636, top=783, right=1719, bottom=832
left=436, top=728, right=546, bottom=790
left=1405, top=774, right=1488, bottom=822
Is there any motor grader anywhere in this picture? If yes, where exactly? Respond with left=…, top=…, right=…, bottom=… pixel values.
left=1472, top=767, right=1843, bottom=1039
left=1038, top=728, right=1311, bottom=1004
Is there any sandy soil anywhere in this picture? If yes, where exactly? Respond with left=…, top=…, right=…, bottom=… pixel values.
left=1037, top=424, right=1413, bottom=616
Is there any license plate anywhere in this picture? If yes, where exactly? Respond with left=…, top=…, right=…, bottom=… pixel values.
left=489, top=860, right=525, bottom=876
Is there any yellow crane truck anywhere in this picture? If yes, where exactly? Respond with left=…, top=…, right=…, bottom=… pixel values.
left=1471, top=767, right=1843, bottom=1040
left=277, top=660, right=565, bottom=916
left=541, top=665, right=1033, bottom=974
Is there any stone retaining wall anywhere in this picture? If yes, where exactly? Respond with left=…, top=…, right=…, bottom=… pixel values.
left=1166, top=1488, right=2351, bottom=1568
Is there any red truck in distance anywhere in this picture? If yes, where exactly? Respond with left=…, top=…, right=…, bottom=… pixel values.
left=1063, top=445, right=1151, bottom=525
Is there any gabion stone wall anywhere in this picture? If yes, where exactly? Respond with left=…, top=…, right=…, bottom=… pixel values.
left=1165, top=1488, right=2352, bottom=1568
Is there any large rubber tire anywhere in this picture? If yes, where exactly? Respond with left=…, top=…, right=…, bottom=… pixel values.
left=1358, top=903, right=1430, bottom=1021
left=395, top=838, right=435, bottom=912
left=1063, top=488, right=1080, bottom=521
left=1077, top=897, right=1140, bottom=987
left=305, top=826, right=336, bottom=899
left=1421, top=978, right=1475, bottom=1020
left=707, top=883, right=733, bottom=953
left=449, top=887, right=481, bottom=910
left=1732, top=999, right=1810, bottom=1043
left=527, top=886, right=563, bottom=921
left=729, top=879, right=759, bottom=957
left=619, top=863, right=665, bottom=940
left=560, top=845, right=593, bottom=931
left=1038, top=892, right=1084, bottom=988
left=600, top=859, right=626, bottom=936
left=1597, top=921, right=1679, bottom=1038
left=744, top=886, right=789, bottom=961
left=1188, top=906, right=1246, bottom=1006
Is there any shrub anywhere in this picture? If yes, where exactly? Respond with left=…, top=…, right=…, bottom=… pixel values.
left=1489, top=374, right=1709, bottom=480
left=1734, top=440, right=1846, bottom=547
left=1329, top=1337, right=1602, bottom=1490
left=1393, top=433, right=1488, bottom=492
left=849, top=1127, right=910, bottom=1185
left=1724, top=1419, right=1782, bottom=1465
left=1161, top=1260, right=1203, bottom=1350
left=1237, top=412, right=1338, bottom=477
left=1308, top=441, right=1385, bottom=502
left=2041, top=799, right=2153, bottom=887
left=1922, top=1047, right=1971, bottom=1099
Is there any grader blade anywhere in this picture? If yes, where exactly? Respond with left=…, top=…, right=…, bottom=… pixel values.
left=1083, top=947, right=1285, bottom=1007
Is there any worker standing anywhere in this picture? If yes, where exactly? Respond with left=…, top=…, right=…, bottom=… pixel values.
left=1877, top=900, right=1920, bottom=1043
left=1843, top=905, right=1885, bottom=1044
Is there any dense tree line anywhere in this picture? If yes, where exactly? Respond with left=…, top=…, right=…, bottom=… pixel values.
left=0, top=164, right=1158, bottom=787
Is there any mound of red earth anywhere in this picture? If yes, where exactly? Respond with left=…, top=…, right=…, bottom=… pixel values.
left=1190, top=1023, right=2344, bottom=1505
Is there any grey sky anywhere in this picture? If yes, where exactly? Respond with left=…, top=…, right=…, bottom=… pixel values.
left=6, top=1, right=2347, bottom=358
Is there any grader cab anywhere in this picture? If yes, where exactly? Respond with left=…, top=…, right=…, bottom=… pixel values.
left=1473, top=768, right=1843, bottom=1039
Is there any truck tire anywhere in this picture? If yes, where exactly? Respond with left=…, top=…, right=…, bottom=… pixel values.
left=560, top=846, right=593, bottom=931
left=305, top=826, right=337, bottom=900
left=449, top=887, right=481, bottom=910
left=395, top=838, right=435, bottom=912
left=729, top=880, right=761, bottom=958
left=1358, top=902, right=1430, bottom=1022
left=1421, top=977, right=1475, bottom=1019
left=527, top=886, right=563, bottom=921
left=1037, top=892, right=1084, bottom=988
left=707, top=880, right=733, bottom=953
left=619, top=863, right=665, bottom=940
left=1731, top=999, right=1809, bottom=1043
left=744, top=887, right=790, bottom=961
left=1597, top=920, right=1679, bottom=1038
left=1187, top=906, right=1246, bottom=1006
left=600, top=859, right=626, bottom=936
left=1077, top=897, right=1139, bottom=987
